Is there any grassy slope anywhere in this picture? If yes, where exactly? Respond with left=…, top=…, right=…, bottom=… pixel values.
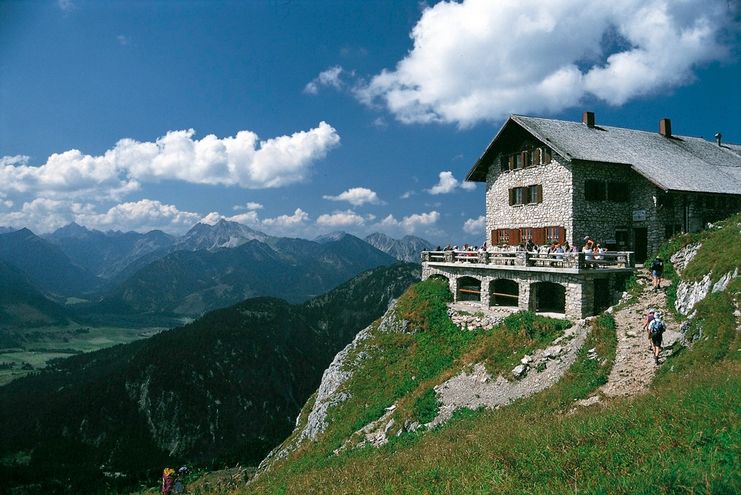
left=240, top=216, right=740, bottom=495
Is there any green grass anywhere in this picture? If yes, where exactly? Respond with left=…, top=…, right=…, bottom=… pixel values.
left=245, top=290, right=739, bottom=494
left=188, top=214, right=741, bottom=495
left=0, top=324, right=164, bottom=385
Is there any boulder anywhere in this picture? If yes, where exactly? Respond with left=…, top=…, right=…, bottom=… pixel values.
left=512, top=364, right=528, bottom=379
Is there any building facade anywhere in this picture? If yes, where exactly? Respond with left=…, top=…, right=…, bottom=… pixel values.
left=420, top=113, right=741, bottom=319
left=469, top=112, right=741, bottom=262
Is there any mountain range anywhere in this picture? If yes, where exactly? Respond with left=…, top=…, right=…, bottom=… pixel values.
left=364, top=232, right=434, bottom=262
left=0, top=263, right=420, bottom=494
left=0, top=220, right=431, bottom=323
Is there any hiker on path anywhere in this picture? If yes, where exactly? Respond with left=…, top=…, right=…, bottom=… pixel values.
left=162, top=467, right=175, bottom=494
left=648, top=311, right=666, bottom=365
left=642, top=309, right=656, bottom=351
left=651, top=256, right=664, bottom=291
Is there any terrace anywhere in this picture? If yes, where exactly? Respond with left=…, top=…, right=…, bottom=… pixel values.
left=420, top=249, right=635, bottom=273
left=420, top=249, right=636, bottom=319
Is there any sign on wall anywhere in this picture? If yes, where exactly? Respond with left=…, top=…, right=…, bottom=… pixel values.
left=632, top=210, right=647, bottom=222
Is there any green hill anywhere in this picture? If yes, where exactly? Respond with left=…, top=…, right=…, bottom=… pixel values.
left=0, top=260, right=69, bottom=330
left=0, top=263, right=419, bottom=494
left=225, top=214, right=739, bottom=495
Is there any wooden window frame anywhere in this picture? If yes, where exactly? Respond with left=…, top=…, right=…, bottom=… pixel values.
left=585, top=180, right=606, bottom=201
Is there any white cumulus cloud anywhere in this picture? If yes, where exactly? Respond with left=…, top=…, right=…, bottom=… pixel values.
left=0, top=123, right=340, bottom=202
left=233, top=201, right=264, bottom=211
left=427, top=171, right=475, bottom=195
left=379, top=210, right=440, bottom=234
left=355, top=0, right=733, bottom=126
left=463, top=215, right=485, bottom=235
left=78, top=199, right=202, bottom=233
left=261, top=208, right=309, bottom=228
left=304, top=66, right=347, bottom=94
left=323, top=187, right=382, bottom=206
left=316, top=210, right=367, bottom=227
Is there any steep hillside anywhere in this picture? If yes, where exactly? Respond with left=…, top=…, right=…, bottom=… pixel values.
left=0, top=228, right=101, bottom=297
left=239, top=214, right=739, bottom=494
left=97, top=234, right=397, bottom=317
left=0, top=263, right=419, bottom=494
left=0, top=260, right=69, bottom=329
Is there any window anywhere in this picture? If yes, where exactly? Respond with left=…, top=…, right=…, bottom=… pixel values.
left=528, top=184, right=542, bottom=204
left=545, top=226, right=564, bottom=244
left=585, top=180, right=606, bottom=201
left=615, top=228, right=628, bottom=249
left=657, top=192, right=674, bottom=208
left=664, top=224, right=683, bottom=239
left=607, top=182, right=629, bottom=202
left=496, top=229, right=510, bottom=245
left=514, top=187, right=525, bottom=205
left=542, top=147, right=552, bottom=164
left=509, top=185, right=542, bottom=205
left=502, top=146, right=552, bottom=172
left=520, top=227, right=534, bottom=242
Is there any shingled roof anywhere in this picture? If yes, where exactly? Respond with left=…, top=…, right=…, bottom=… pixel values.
left=466, top=115, right=741, bottom=195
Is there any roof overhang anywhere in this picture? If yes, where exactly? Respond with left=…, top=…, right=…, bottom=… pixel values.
left=465, top=115, right=573, bottom=182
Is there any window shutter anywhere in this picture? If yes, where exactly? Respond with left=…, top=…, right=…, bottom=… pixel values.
left=533, top=148, right=541, bottom=165
left=521, top=151, right=528, bottom=168
left=537, top=184, right=543, bottom=203
left=524, top=186, right=531, bottom=204
left=533, top=227, right=545, bottom=245
left=543, top=148, right=552, bottom=164
left=509, top=188, right=515, bottom=206
left=508, top=155, right=514, bottom=171
left=558, top=226, right=565, bottom=244
left=509, top=228, right=521, bottom=246
left=491, top=230, right=497, bottom=245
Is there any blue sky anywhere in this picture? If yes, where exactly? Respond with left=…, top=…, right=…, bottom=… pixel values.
left=1, top=0, right=739, bottom=245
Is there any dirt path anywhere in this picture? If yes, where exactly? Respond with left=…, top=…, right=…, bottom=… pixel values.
left=599, top=268, right=684, bottom=398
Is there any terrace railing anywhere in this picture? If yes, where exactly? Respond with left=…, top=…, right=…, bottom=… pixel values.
left=421, top=250, right=634, bottom=270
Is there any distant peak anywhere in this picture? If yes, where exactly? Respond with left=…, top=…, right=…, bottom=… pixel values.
left=315, top=231, right=349, bottom=243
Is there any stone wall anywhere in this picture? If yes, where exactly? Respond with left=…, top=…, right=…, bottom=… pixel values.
left=485, top=156, right=573, bottom=244
left=422, top=264, right=624, bottom=320
left=570, top=161, right=663, bottom=255
left=485, top=156, right=740, bottom=259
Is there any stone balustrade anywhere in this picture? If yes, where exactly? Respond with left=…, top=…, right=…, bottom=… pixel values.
left=421, top=250, right=634, bottom=271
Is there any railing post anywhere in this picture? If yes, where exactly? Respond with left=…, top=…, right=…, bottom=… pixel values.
left=479, top=251, right=488, bottom=264
left=577, top=252, right=585, bottom=269
left=444, top=250, right=455, bottom=263
left=421, top=251, right=430, bottom=263
left=516, top=251, right=527, bottom=266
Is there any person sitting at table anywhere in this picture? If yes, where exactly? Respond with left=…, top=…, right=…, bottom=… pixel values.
left=582, top=240, right=594, bottom=265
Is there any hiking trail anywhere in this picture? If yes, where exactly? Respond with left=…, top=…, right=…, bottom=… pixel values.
left=583, top=268, right=684, bottom=404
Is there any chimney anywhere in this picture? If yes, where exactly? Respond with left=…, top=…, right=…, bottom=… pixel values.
left=715, top=132, right=722, bottom=146
left=659, top=118, right=672, bottom=138
left=582, top=111, right=595, bottom=127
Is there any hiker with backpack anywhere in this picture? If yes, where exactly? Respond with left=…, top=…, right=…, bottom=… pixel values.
left=648, top=311, right=666, bottom=365
left=651, top=256, right=664, bottom=292
left=643, top=309, right=656, bottom=351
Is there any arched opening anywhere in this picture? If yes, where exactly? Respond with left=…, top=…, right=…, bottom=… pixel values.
left=456, top=276, right=481, bottom=302
left=531, top=281, right=566, bottom=313
left=489, top=279, right=519, bottom=307
left=428, top=274, right=451, bottom=295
